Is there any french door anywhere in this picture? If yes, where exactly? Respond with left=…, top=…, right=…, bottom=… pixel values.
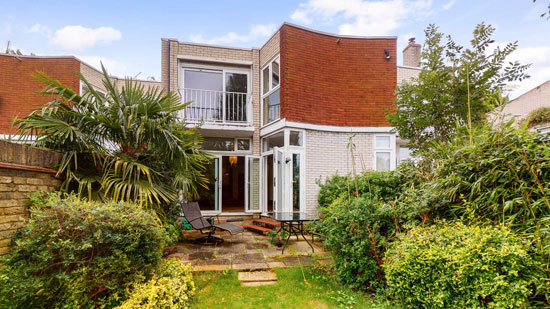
left=270, top=147, right=304, bottom=213
left=245, top=156, right=261, bottom=213
left=273, top=147, right=286, bottom=213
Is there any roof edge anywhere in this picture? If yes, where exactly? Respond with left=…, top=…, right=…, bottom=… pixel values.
left=281, top=22, right=398, bottom=40
left=0, top=53, right=160, bottom=84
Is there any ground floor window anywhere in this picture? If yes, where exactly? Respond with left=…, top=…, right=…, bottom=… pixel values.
left=373, top=135, right=396, bottom=172
left=202, top=137, right=251, bottom=152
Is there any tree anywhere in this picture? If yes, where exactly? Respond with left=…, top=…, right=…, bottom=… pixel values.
left=387, top=23, right=530, bottom=150
left=533, top=0, right=550, bottom=18
left=15, top=66, right=210, bottom=208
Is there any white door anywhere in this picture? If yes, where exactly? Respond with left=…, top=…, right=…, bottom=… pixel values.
left=273, top=147, right=286, bottom=213
left=245, top=156, right=261, bottom=213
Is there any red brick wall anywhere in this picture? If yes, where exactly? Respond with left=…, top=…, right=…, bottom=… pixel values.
left=0, top=55, right=80, bottom=134
left=280, top=25, right=397, bottom=127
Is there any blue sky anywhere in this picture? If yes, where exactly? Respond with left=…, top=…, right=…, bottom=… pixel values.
left=1, top=0, right=550, bottom=98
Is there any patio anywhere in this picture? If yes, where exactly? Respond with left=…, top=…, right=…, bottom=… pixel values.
left=165, top=230, right=330, bottom=272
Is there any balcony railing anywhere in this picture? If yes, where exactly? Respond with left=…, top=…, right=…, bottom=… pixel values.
left=179, top=88, right=250, bottom=124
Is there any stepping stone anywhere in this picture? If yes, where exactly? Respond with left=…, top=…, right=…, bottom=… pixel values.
left=232, top=263, right=270, bottom=271
left=232, top=253, right=265, bottom=264
left=238, top=270, right=277, bottom=282
left=245, top=242, right=269, bottom=249
left=191, top=265, right=229, bottom=272
left=238, top=270, right=278, bottom=286
left=242, top=281, right=277, bottom=287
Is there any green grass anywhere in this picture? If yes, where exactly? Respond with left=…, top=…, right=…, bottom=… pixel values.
left=191, top=267, right=390, bottom=309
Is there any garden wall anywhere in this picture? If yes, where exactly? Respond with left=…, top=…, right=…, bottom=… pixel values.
left=0, top=140, right=62, bottom=255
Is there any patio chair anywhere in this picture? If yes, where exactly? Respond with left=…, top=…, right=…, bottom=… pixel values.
left=180, top=202, right=244, bottom=245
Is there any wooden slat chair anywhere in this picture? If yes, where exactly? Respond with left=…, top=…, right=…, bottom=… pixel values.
left=180, top=202, right=244, bottom=244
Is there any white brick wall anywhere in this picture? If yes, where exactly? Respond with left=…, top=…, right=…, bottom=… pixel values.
left=305, top=130, right=381, bottom=214
left=80, top=62, right=161, bottom=93
left=397, top=65, right=421, bottom=86
left=491, top=81, right=550, bottom=124
left=260, top=31, right=280, bottom=67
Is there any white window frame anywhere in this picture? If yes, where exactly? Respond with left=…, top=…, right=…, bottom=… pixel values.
left=261, top=55, right=281, bottom=126
left=260, top=128, right=306, bottom=213
left=202, top=137, right=252, bottom=154
left=373, top=135, right=396, bottom=171
left=179, top=63, right=252, bottom=123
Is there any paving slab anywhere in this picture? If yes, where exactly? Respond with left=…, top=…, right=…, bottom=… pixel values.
left=245, top=242, right=269, bottom=249
left=238, top=270, right=277, bottom=282
left=191, top=264, right=230, bottom=272
left=188, top=251, right=215, bottom=260
left=242, top=281, right=277, bottom=286
left=203, top=258, right=231, bottom=265
left=266, top=261, right=287, bottom=268
left=232, top=253, right=265, bottom=264
left=232, top=263, right=270, bottom=271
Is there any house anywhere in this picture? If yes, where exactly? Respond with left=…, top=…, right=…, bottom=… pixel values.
left=491, top=80, right=550, bottom=132
left=0, top=52, right=161, bottom=138
left=162, top=23, right=420, bottom=216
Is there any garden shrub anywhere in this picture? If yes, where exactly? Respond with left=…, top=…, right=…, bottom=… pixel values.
left=116, top=258, right=195, bottom=309
left=0, top=193, right=168, bottom=308
left=320, top=196, right=394, bottom=290
left=318, top=172, right=408, bottom=290
left=164, top=216, right=184, bottom=245
left=384, top=222, right=537, bottom=308
left=523, top=106, right=550, bottom=128
left=317, top=171, right=403, bottom=208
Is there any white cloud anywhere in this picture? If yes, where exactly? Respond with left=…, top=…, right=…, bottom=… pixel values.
left=442, top=0, right=456, bottom=10
left=190, top=23, right=277, bottom=45
left=51, top=25, right=122, bottom=51
left=28, top=23, right=51, bottom=36
left=290, top=0, right=433, bottom=36
left=491, top=43, right=550, bottom=99
left=77, top=55, right=128, bottom=78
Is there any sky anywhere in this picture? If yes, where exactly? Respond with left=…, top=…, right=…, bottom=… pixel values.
left=1, top=0, right=550, bottom=98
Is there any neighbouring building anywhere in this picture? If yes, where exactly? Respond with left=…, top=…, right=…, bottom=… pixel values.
left=0, top=52, right=161, bottom=138
left=491, top=80, right=550, bottom=132
left=162, top=23, right=421, bottom=216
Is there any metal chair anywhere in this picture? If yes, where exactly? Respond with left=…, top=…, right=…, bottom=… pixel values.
left=180, top=202, right=244, bottom=245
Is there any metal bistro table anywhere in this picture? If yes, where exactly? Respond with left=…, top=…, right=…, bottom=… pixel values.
left=268, top=212, right=317, bottom=254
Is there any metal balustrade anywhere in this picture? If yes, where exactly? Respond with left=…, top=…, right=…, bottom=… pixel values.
left=179, top=88, right=250, bottom=124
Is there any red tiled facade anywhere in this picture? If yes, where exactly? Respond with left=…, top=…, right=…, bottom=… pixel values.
left=279, top=24, right=397, bottom=127
left=0, top=55, right=80, bottom=134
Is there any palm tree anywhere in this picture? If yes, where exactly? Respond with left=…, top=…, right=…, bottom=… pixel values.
left=15, top=65, right=210, bottom=208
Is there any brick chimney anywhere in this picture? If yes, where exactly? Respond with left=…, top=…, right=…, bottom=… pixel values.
left=403, top=37, right=421, bottom=67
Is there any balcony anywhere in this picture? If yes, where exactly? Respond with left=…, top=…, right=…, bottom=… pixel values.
left=179, top=88, right=251, bottom=125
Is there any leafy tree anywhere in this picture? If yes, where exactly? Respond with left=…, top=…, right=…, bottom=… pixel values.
left=387, top=23, right=530, bottom=150
left=533, top=0, right=550, bottom=18
left=15, top=66, right=210, bottom=208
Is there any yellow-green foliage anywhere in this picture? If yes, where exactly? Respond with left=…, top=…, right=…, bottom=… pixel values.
left=117, top=259, right=195, bottom=309
left=524, top=106, right=550, bottom=128
left=384, top=222, right=537, bottom=308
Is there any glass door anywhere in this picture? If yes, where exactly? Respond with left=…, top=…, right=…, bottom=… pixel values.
left=273, top=147, right=287, bottom=213
left=245, top=156, right=261, bottom=212
left=196, top=156, right=220, bottom=213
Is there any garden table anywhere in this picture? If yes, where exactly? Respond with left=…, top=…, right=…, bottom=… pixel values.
left=268, top=212, right=317, bottom=254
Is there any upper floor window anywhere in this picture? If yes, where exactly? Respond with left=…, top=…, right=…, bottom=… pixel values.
left=261, top=56, right=280, bottom=126
left=181, top=65, right=250, bottom=124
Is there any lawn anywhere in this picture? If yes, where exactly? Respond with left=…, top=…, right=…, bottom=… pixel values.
left=191, top=267, right=390, bottom=309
